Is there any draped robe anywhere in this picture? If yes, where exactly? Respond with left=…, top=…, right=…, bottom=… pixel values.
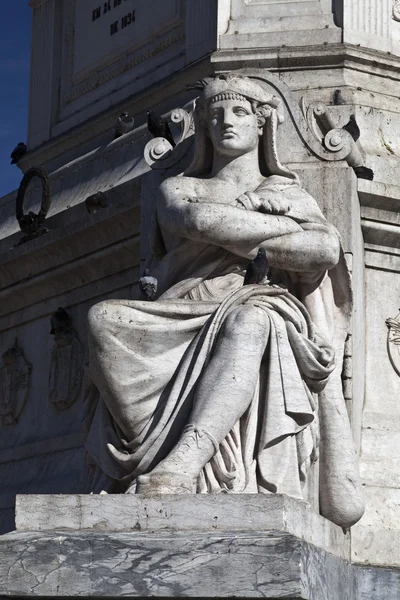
left=84, top=176, right=351, bottom=501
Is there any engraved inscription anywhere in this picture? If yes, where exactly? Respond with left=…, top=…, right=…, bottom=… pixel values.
left=74, top=0, right=178, bottom=76
left=67, top=0, right=183, bottom=101
left=90, top=0, right=135, bottom=35
left=110, top=12, right=136, bottom=36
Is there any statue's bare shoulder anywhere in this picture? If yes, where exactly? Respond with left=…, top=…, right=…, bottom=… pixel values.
left=159, top=175, right=207, bottom=205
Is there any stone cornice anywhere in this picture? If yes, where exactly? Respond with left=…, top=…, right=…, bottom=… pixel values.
left=212, top=43, right=400, bottom=76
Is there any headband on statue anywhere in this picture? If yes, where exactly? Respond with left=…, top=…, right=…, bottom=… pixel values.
left=200, top=75, right=283, bottom=121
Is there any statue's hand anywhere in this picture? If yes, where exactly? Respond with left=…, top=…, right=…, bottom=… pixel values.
left=258, top=195, right=290, bottom=215
left=235, top=192, right=260, bottom=211
left=236, top=192, right=290, bottom=215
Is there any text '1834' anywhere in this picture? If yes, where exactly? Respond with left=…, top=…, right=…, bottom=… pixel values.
left=91, top=1, right=136, bottom=36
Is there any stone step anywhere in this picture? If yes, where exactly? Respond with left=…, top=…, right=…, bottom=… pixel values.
left=15, top=493, right=348, bottom=559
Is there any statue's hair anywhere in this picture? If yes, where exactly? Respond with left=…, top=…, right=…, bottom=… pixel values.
left=210, top=92, right=247, bottom=103
left=185, top=75, right=298, bottom=183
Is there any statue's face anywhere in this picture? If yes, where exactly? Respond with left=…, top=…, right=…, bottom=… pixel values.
left=207, top=98, right=261, bottom=157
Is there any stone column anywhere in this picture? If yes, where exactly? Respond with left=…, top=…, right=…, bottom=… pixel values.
left=186, top=1, right=218, bottom=64
left=27, top=0, right=61, bottom=149
left=341, top=0, right=394, bottom=52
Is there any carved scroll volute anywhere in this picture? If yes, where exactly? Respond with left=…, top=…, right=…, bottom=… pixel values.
left=48, top=308, right=84, bottom=411
left=386, top=311, right=400, bottom=376
left=0, top=341, right=32, bottom=425
left=304, top=101, right=336, bottom=142
left=301, top=98, right=364, bottom=167
left=144, top=102, right=195, bottom=170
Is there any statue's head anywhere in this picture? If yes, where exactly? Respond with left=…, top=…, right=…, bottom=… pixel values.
left=185, top=74, right=297, bottom=182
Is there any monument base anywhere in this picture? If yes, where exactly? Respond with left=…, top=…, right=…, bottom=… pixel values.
left=0, top=495, right=398, bottom=599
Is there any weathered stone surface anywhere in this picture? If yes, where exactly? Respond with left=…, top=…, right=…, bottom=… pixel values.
left=355, top=565, right=400, bottom=600
left=3, top=491, right=400, bottom=599
left=2, top=523, right=398, bottom=599
left=2, top=1, right=400, bottom=591
left=15, top=494, right=349, bottom=560
left=0, top=529, right=353, bottom=599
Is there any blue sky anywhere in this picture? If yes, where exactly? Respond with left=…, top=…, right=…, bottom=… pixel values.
left=0, top=2, right=31, bottom=198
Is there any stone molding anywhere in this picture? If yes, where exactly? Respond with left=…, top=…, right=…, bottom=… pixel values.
left=359, top=180, right=400, bottom=256
left=230, top=0, right=335, bottom=19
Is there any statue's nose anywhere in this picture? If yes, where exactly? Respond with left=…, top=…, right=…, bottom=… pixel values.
left=221, top=109, right=234, bottom=128
left=222, top=118, right=233, bottom=129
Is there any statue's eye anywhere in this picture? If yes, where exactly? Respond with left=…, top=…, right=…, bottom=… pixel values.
left=234, top=107, right=249, bottom=116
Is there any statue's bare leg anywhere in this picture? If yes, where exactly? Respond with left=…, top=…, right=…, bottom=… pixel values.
left=135, top=304, right=270, bottom=493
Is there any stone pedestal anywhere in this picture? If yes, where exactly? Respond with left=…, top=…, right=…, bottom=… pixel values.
left=0, top=494, right=398, bottom=599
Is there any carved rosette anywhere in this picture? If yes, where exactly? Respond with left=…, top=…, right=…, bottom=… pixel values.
left=386, top=311, right=400, bottom=376
left=48, top=314, right=84, bottom=411
left=394, top=0, right=400, bottom=21
left=0, top=342, right=32, bottom=425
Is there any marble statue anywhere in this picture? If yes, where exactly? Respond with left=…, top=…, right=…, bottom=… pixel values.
left=85, top=73, right=365, bottom=528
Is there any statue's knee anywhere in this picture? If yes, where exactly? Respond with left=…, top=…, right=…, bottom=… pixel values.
left=223, top=305, right=268, bottom=337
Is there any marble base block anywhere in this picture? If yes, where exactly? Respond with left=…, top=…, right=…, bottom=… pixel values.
left=0, top=494, right=398, bottom=599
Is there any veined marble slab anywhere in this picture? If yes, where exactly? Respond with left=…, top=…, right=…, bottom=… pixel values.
left=2, top=517, right=398, bottom=598
left=0, top=529, right=352, bottom=599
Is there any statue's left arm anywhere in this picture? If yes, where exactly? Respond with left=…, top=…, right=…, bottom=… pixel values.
left=158, top=178, right=339, bottom=273
left=224, top=222, right=340, bottom=272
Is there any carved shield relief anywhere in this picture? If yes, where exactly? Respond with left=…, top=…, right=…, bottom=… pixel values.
left=49, top=331, right=84, bottom=410
left=394, top=0, right=400, bottom=21
left=386, top=312, right=400, bottom=376
left=0, top=342, right=32, bottom=425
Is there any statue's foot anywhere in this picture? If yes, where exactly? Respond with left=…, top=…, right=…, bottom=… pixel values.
left=132, top=471, right=196, bottom=495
